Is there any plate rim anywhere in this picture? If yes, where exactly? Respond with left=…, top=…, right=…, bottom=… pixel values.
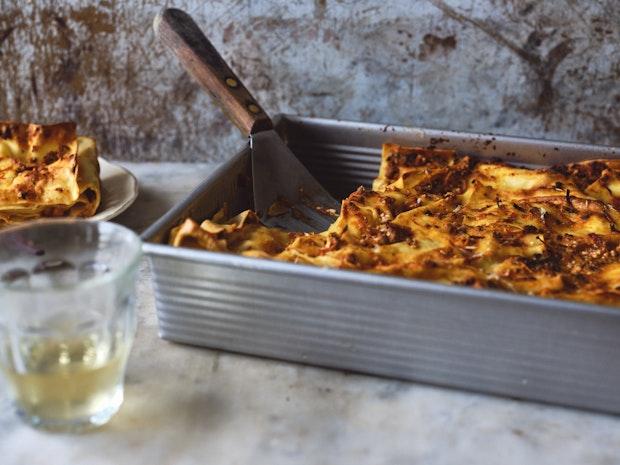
left=89, top=157, right=139, bottom=221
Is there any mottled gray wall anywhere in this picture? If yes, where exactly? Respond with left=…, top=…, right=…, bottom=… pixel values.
left=0, top=0, right=618, bottom=161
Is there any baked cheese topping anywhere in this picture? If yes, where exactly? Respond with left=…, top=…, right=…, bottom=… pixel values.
left=0, top=122, right=101, bottom=226
left=170, top=143, right=620, bottom=307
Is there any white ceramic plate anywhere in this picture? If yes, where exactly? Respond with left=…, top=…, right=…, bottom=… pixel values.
left=90, top=158, right=139, bottom=221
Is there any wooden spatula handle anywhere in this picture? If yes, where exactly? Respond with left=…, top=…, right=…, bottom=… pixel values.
left=154, top=8, right=273, bottom=136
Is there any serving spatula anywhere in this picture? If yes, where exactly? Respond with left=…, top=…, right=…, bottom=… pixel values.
left=154, top=8, right=340, bottom=232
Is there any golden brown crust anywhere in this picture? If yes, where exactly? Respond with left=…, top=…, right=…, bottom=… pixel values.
left=0, top=122, right=100, bottom=226
left=170, top=144, right=620, bottom=307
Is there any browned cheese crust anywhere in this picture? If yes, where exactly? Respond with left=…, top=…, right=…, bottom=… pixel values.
left=170, top=143, right=620, bottom=307
left=0, top=122, right=101, bottom=227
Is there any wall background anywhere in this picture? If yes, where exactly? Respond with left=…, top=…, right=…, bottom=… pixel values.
left=0, top=0, right=618, bottom=161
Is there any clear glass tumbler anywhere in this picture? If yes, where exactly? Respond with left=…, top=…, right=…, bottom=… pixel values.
left=0, top=220, right=141, bottom=432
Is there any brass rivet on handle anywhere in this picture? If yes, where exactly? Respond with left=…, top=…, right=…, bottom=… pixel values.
left=247, top=103, right=261, bottom=114
left=225, top=78, right=239, bottom=89
left=225, top=77, right=238, bottom=88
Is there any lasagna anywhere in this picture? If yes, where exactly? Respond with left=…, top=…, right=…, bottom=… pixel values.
left=170, top=143, right=620, bottom=307
left=0, top=122, right=101, bottom=227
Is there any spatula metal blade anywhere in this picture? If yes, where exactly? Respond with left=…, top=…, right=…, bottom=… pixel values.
left=250, top=130, right=340, bottom=232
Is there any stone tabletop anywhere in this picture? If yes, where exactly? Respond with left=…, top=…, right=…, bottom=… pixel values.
left=2, top=162, right=620, bottom=465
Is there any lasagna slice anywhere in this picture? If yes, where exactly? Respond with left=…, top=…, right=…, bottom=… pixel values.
left=0, top=122, right=101, bottom=227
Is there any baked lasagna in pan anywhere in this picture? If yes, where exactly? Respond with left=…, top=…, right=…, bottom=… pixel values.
left=170, top=143, right=620, bottom=306
left=0, top=122, right=101, bottom=227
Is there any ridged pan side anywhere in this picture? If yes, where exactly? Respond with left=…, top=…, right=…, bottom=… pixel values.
left=149, top=253, right=620, bottom=414
left=290, top=143, right=380, bottom=197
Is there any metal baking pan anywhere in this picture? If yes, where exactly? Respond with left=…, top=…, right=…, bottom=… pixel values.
left=142, top=115, right=620, bottom=414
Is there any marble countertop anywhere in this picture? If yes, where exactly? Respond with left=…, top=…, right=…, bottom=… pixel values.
left=2, top=162, right=620, bottom=465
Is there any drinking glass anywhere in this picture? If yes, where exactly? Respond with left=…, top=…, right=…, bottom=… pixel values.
left=0, top=220, right=141, bottom=432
